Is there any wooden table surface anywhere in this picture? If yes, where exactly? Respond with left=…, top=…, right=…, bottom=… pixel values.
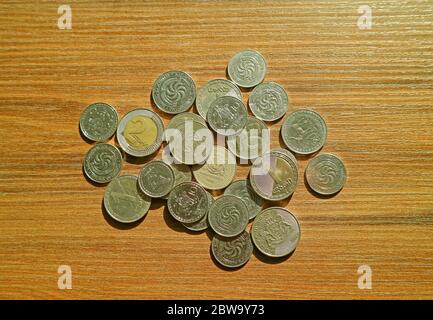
left=1, top=1, right=433, bottom=300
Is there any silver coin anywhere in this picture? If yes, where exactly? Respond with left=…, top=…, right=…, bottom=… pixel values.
left=251, top=207, right=300, bottom=258
left=224, top=179, right=263, bottom=220
left=196, top=79, right=242, bottom=120
left=79, top=102, right=118, bottom=142
left=208, top=195, right=249, bottom=237
left=305, top=153, right=347, bottom=195
left=138, top=160, right=175, bottom=198
left=167, top=181, right=209, bottom=223
left=280, top=109, right=327, bottom=155
left=183, top=191, right=214, bottom=232
left=83, top=143, right=123, bottom=184
left=161, top=154, right=192, bottom=200
left=166, top=112, right=207, bottom=132
left=227, top=49, right=267, bottom=88
left=211, top=231, right=253, bottom=268
left=207, top=96, right=247, bottom=136
left=152, top=70, right=196, bottom=114
left=249, top=82, right=289, bottom=121
left=116, top=108, right=164, bottom=157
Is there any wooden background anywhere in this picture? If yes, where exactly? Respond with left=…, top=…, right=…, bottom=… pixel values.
left=1, top=0, right=432, bottom=299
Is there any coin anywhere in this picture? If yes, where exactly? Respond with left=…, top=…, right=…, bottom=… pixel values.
left=227, top=116, right=268, bottom=160
left=183, top=191, right=214, bottom=232
left=249, top=150, right=298, bottom=201
left=224, top=180, right=263, bottom=220
left=227, top=49, right=267, bottom=88
left=207, top=96, right=247, bottom=136
left=79, top=102, right=118, bottom=142
left=305, top=153, right=347, bottom=195
left=103, top=175, right=151, bottom=223
left=138, top=160, right=175, bottom=198
left=166, top=118, right=213, bottom=165
left=280, top=109, right=327, bottom=155
left=273, top=148, right=298, bottom=169
left=252, top=207, right=300, bottom=257
left=166, top=112, right=207, bottom=132
left=152, top=70, right=196, bottom=114
left=208, top=195, right=249, bottom=237
left=161, top=154, right=192, bottom=200
left=249, top=82, right=288, bottom=121
left=116, top=108, right=164, bottom=157
left=167, top=181, right=209, bottom=223
left=83, top=143, right=123, bottom=184
left=211, top=231, right=253, bottom=268
left=196, top=79, right=242, bottom=120
left=192, top=145, right=236, bottom=190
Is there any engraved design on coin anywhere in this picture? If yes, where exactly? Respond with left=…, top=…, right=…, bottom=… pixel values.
left=208, top=195, right=248, bottom=237
left=103, top=175, right=151, bottom=224
left=138, top=160, right=175, bottom=198
left=167, top=182, right=209, bottom=223
left=305, top=153, right=347, bottom=195
left=152, top=71, right=196, bottom=114
left=211, top=231, right=253, bottom=268
left=251, top=207, right=300, bottom=257
left=79, top=103, right=118, bottom=142
left=228, top=49, right=267, bottom=88
left=182, top=191, right=213, bottom=232
left=207, top=96, right=247, bottom=136
left=83, top=143, right=122, bottom=184
left=249, top=82, right=288, bottom=121
left=224, top=180, right=263, bottom=220
left=281, top=109, right=327, bottom=155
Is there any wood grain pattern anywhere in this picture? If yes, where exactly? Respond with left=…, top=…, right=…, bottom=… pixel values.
left=1, top=0, right=433, bottom=299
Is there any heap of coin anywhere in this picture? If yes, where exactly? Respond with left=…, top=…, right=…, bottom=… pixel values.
left=80, top=49, right=347, bottom=269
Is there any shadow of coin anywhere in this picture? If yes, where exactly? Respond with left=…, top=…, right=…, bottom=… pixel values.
left=262, top=194, right=293, bottom=210
left=101, top=199, right=144, bottom=230
left=81, top=166, right=109, bottom=188
left=252, top=246, right=294, bottom=265
left=149, top=197, right=166, bottom=210
left=205, top=227, right=214, bottom=241
left=303, top=170, right=341, bottom=199
left=208, top=244, right=247, bottom=272
left=162, top=205, right=186, bottom=233
left=124, top=150, right=159, bottom=165
left=78, top=123, right=96, bottom=145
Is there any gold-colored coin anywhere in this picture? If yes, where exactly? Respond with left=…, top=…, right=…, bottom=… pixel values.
left=123, top=115, right=158, bottom=148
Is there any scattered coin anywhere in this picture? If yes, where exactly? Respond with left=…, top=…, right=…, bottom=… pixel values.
left=152, top=70, right=196, bottom=114
left=138, top=160, right=175, bottom=198
left=79, top=103, right=118, bottom=142
left=183, top=191, right=214, bottom=232
left=192, top=145, right=236, bottom=190
left=211, top=231, right=253, bottom=268
left=207, top=96, right=247, bottom=136
left=224, top=179, right=263, bottom=220
left=251, top=207, right=300, bottom=258
left=83, top=143, right=123, bottom=184
left=228, top=49, right=267, bottom=88
left=249, top=150, right=298, bottom=201
left=196, top=79, right=242, bottom=120
left=227, top=116, right=269, bottom=160
left=249, top=82, right=288, bottom=121
left=167, top=181, right=209, bottom=224
left=305, top=153, right=347, bottom=195
left=208, top=195, right=249, bottom=237
left=116, top=108, right=164, bottom=158
left=103, top=175, right=151, bottom=223
left=161, top=154, right=192, bottom=200
left=280, top=109, right=327, bottom=155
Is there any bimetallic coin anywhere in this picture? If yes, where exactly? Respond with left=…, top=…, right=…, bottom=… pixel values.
left=161, top=154, right=192, bottom=200
left=138, top=160, right=175, bottom=198
left=224, top=180, right=263, bottom=220
left=249, top=150, right=298, bottom=201
left=196, top=79, right=242, bottom=120
left=273, top=148, right=299, bottom=169
left=192, top=145, right=236, bottom=190
left=227, top=49, right=267, bottom=88
left=227, top=116, right=269, bottom=160
left=83, top=143, right=122, bottom=184
left=211, top=231, right=253, bottom=268
left=152, top=70, right=196, bottom=114
left=79, top=102, right=118, bottom=142
left=208, top=195, right=249, bottom=237
left=249, top=82, right=289, bottom=121
left=207, top=96, right=247, bottom=136
left=281, top=109, right=327, bottom=155
left=305, top=153, right=347, bottom=195
left=252, top=207, right=300, bottom=258
left=116, top=108, right=164, bottom=157
left=103, top=175, right=151, bottom=223
left=167, top=182, right=209, bottom=223
left=183, top=191, right=214, bottom=232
